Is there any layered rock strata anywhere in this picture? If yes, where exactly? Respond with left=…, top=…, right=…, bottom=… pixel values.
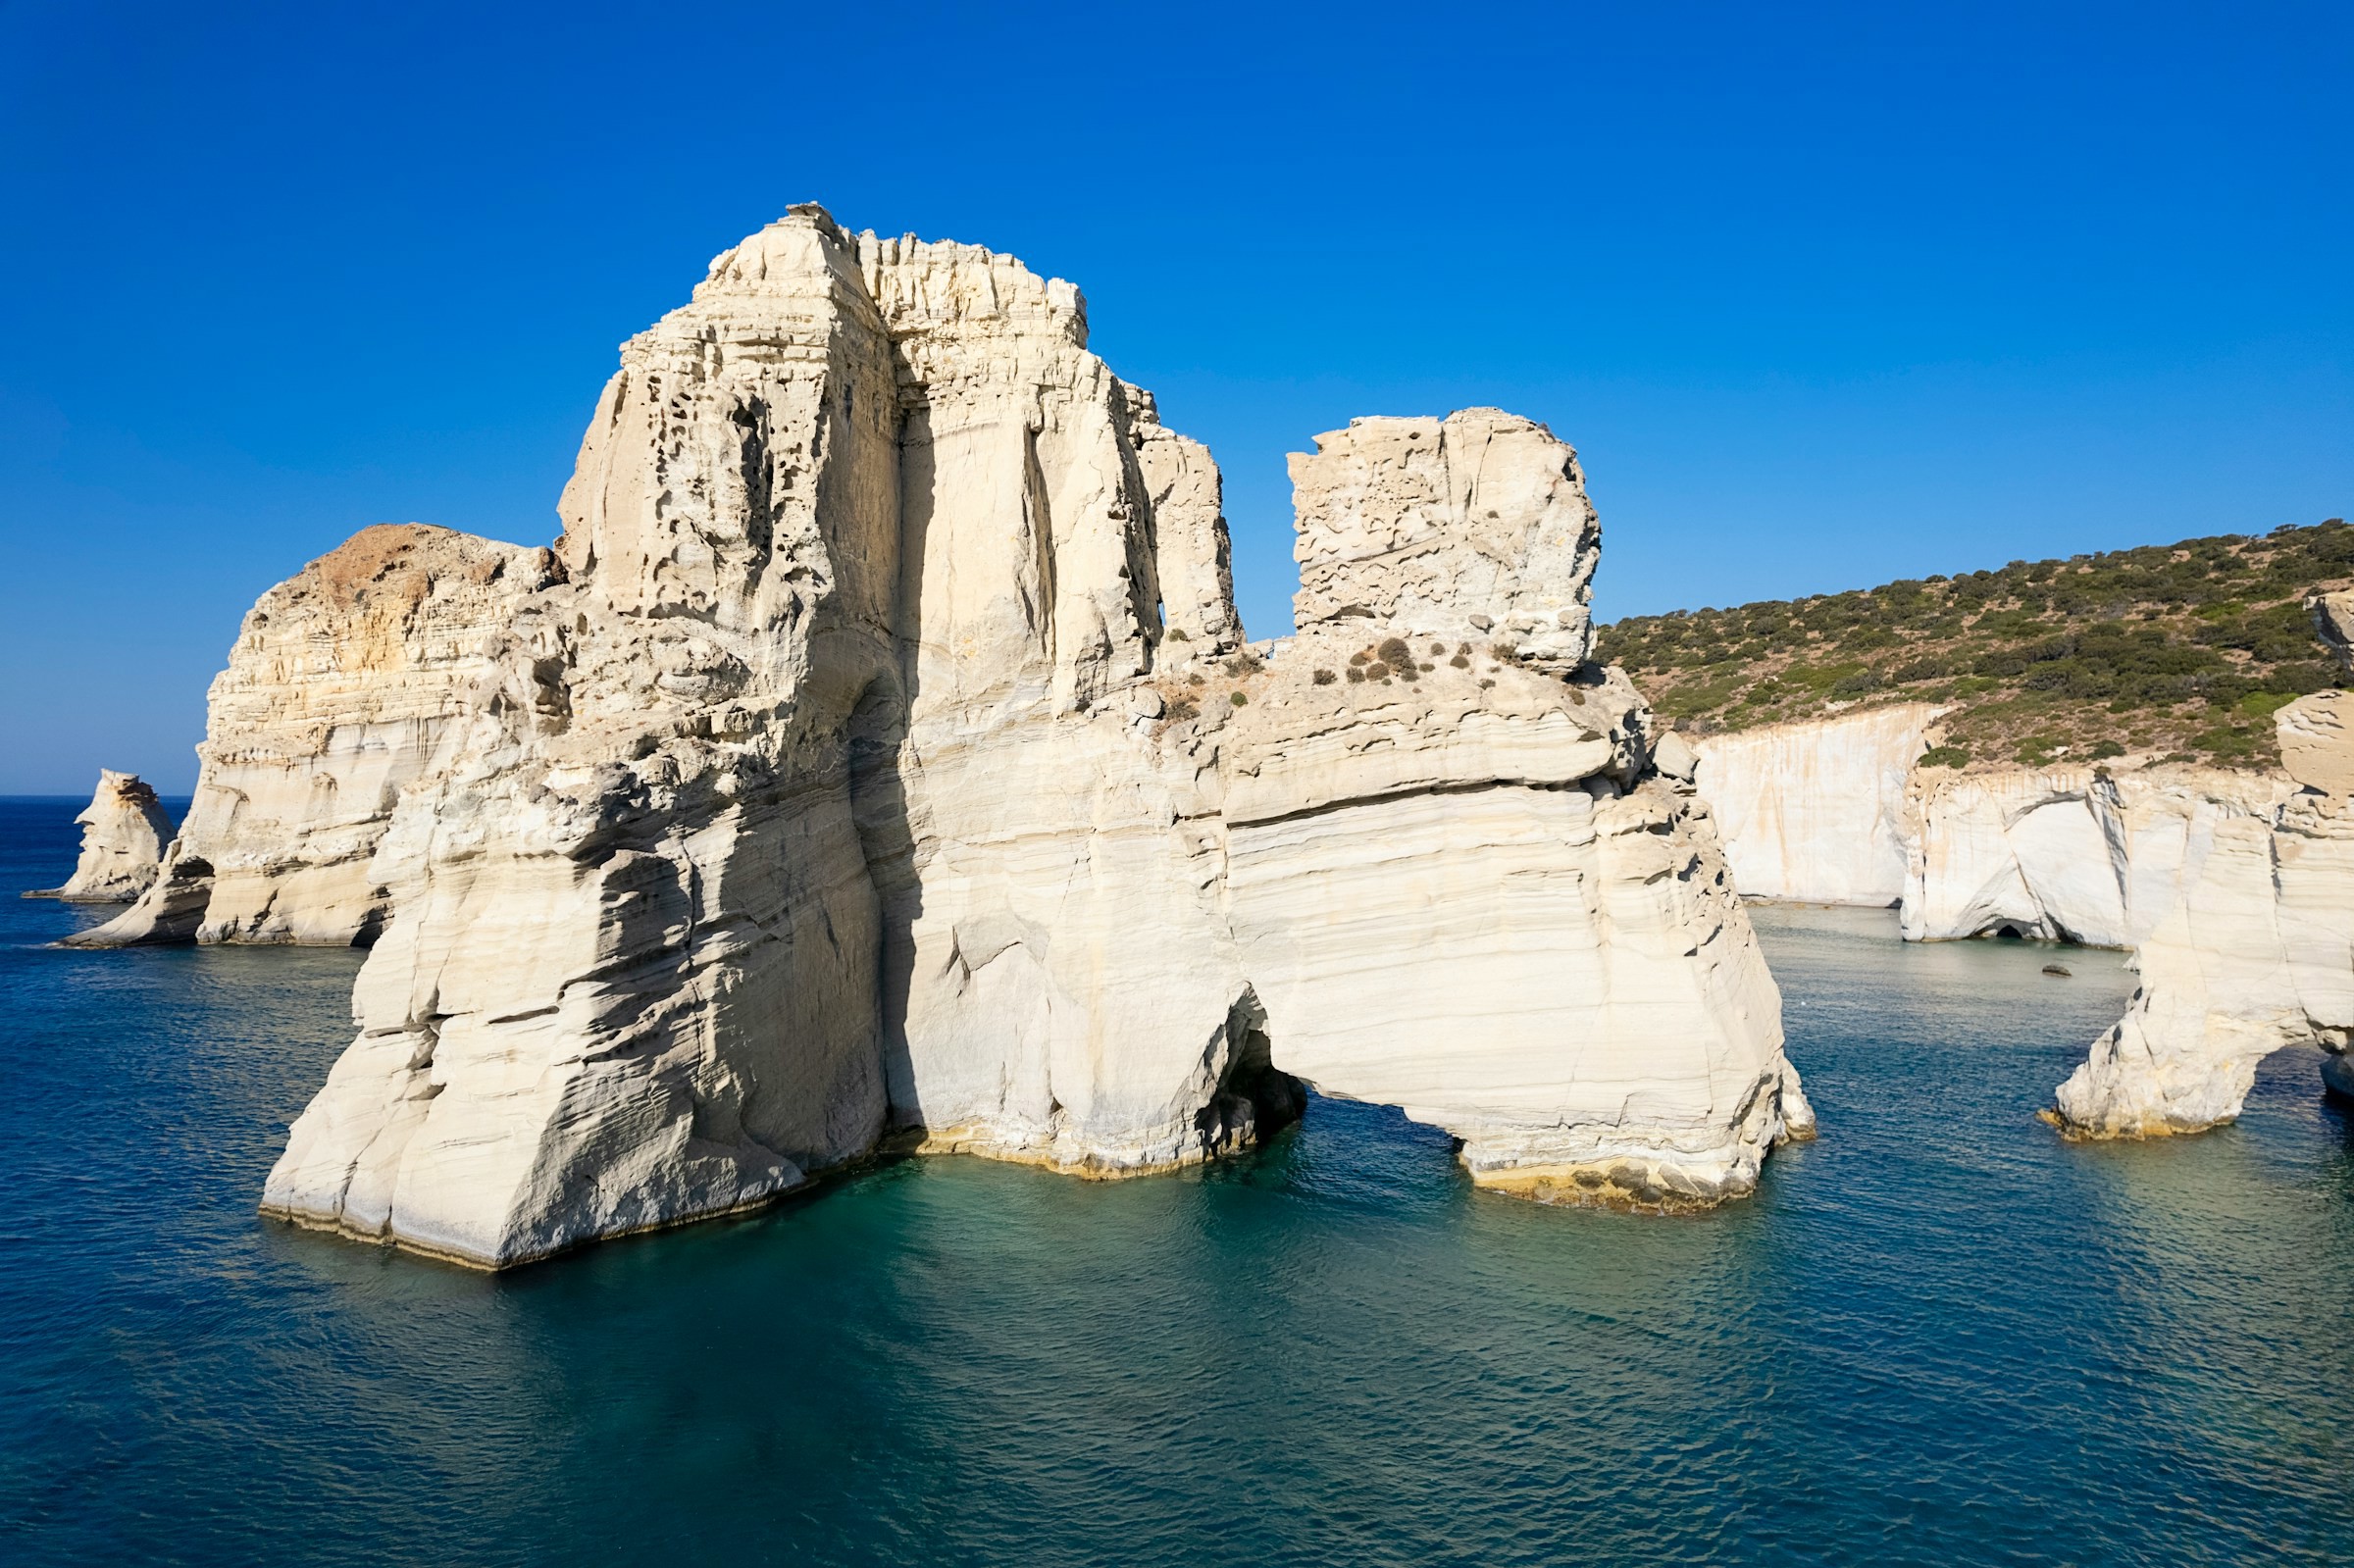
left=1693, top=704, right=1944, bottom=907
left=71, top=526, right=559, bottom=946
left=117, top=208, right=1802, bottom=1267
left=2051, top=693, right=2354, bottom=1136
left=26, top=771, right=175, bottom=901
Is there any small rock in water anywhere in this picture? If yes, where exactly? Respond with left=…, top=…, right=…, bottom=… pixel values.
left=2043, top=964, right=2073, bottom=978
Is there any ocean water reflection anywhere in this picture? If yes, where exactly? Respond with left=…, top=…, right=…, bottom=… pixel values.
left=2, top=803, right=2349, bottom=1565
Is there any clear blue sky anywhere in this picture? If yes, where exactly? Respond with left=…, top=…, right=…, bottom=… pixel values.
left=1, top=1, right=2346, bottom=793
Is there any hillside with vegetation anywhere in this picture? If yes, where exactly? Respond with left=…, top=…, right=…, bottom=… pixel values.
left=1592, top=519, right=2354, bottom=772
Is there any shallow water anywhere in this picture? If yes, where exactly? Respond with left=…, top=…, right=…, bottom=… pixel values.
left=2, top=797, right=2349, bottom=1565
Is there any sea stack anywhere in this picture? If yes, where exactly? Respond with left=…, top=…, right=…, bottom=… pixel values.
left=85, top=207, right=1806, bottom=1266
left=26, top=771, right=175, bottom=902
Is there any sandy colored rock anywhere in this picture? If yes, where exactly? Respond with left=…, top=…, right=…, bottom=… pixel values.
left=68, top=526, right=558, bottom=947
left=26, top=771, right=174, bottom=902
left=1289, top=410, right=1599, bottom=668
left=2276, top=688, right=2354, bottom=796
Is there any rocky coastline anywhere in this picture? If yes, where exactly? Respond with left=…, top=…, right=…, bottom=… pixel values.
left=67, top=209, right=1811, bottom=1267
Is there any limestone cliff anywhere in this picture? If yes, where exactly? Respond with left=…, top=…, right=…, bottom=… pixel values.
left=1688, top=704, right=2298, bottom=953
left=88, top=208, right=1803, bottom=1267
left=70, top=526, right=560, bottom=946
left=2051, top=696, right=2354, bottom=1136
left=1693, top=704, right=1943, bottom=907
left=26, top=771, right=174, bottom=902
left=1900, top=764, right=2293, bottom=946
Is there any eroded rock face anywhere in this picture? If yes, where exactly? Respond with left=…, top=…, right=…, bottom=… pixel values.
left=218, top=208, right=1806, bottom=1266
left=2050, top=692, right=2354, bottom=1136
left=26, top=771, right=174, bottom=902
left=1901, top=765, right=2294, bottom=947
left=1212, top=635, right=1806, bottom=1205
left=1694, top=704, right=1944, bottom=907
left=1289, top=410, right=1600, bottom=670
left=69, top=526, right=559, bottom=947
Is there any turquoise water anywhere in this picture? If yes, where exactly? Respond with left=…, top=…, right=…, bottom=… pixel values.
left=3, top=796, right=2351, bottom=1565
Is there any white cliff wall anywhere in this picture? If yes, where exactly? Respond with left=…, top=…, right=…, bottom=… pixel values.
left=72, top=526, right=559, bottom=946
left=1289, top=409, right=1599, bottom=669
left=1693, top=704, right=1944, bottom=906
left=1220, top=639, right=1803, bottom=1206
left=228, top=209, right=1808, bottom=1267
left=1901, top=766, right=2294, bottom=947
left=2051, top=689, right=2354, bottom=1136
left=26, top=771, right=175, bottom=902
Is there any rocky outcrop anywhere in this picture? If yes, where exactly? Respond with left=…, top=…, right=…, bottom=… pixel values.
left=1692, top=704, right=1943, bottom=906
left=68, top=526, right=559, bottom=947
left=1216, top=638, right=1803, bottom=1204
left=1688, top=704, right=2302, bottom=951
left=2051, top=691, right=2354, bottom=1136
left=1900, top=765, right=2294, bottom=946
left=1289, top=410, right=1599, bottom=671
left=26, top=771, right=175, bottom=901
left=187, top=208, right=1804, bottom=1268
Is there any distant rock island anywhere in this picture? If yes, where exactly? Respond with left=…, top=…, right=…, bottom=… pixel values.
left=26, top=771, right=174, bottom=902
left=70, top=208, right=1810, bottom=1268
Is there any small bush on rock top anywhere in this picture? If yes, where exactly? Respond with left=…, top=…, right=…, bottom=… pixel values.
left=1919, top=745, right=1971, bottom=769
left=1229, top=691, right=1248, bottom=706
left=1312, top=669, right=1336, bottom=685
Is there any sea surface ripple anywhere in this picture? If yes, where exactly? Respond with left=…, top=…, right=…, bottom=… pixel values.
left=1, top=797, right=2349, bottom=1565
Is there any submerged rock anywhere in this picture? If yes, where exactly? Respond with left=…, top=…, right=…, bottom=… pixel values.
left=26, top=771, right=174, bottom=902
left=100, top=208, right=1803, bottom=1266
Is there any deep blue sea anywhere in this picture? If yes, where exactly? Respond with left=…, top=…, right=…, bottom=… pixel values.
left=2, top=795, right=2351, bottom=1565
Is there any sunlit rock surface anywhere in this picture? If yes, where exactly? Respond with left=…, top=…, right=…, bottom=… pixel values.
left=1901, top=765, right=2294, bottom=947
left=26, top=771, right=174, bottom=902
left=68, top=526, right=558, bottom=947
left=1289, top=409, right=1600, bottom=671
left=1693, top=704, right=1942, bottom=907
left=180, top=208, right=1809, bottom=1266
left=2051, top=692, right=2354, bottom=1136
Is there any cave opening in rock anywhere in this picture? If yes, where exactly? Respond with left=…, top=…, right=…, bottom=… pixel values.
left=1196, top=995, right=1306, bottom=1159
left=1993, top=924, right=2026, bottom=940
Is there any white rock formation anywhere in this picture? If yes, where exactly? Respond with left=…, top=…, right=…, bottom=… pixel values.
left=1900, top=764, right=2294, bottom=947
left=1693, top=704, right=1944, bottom=906
left=26, top=771, right=175, bottom=902
left=1218, top=637, right=1804, bottom=1205
left=1289, top=410, right=1600, bottom=670
left=182, top=208, right=1803, bottom=1267
left=70, top=526, right=559, bottom=946
left=2051, top=693, right=2354, bottom=1136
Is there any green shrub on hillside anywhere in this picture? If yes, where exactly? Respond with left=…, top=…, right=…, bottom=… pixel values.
left=1591, top=517, right=2353, bottom=772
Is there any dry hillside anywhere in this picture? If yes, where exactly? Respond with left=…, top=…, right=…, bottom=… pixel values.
left=1593, top=519, right=2354, bottom=772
